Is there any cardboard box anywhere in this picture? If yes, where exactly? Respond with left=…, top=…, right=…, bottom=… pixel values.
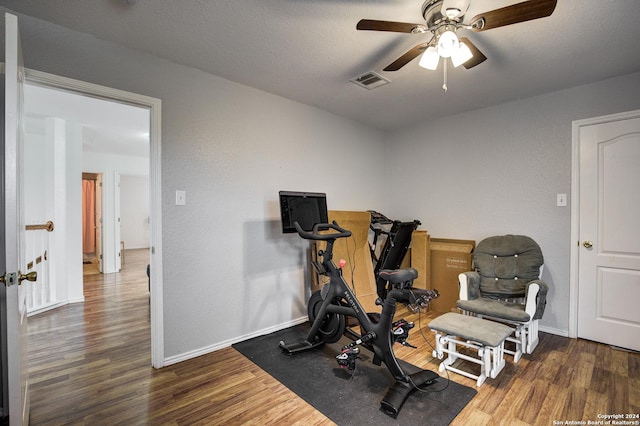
left=429, top=238, right=475, bottom=313
left=409, top=230, right=431, bottom=290
left=309, top=212, right=434, bottom=312
left=310, top=211, right=378, bottom=312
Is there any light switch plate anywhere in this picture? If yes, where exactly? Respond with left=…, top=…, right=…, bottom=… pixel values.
left=556, top=193, right=567, bottom=207
left=176, top=190, right=186, bottom=206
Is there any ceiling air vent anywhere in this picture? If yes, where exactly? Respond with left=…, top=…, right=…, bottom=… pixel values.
left=350, top=71, right=390, bottom=90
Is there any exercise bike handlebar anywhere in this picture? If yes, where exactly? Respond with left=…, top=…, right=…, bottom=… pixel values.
left=293, top=221, right=352, bottom=241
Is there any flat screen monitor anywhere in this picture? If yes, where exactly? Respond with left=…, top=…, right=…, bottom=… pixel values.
left=279, top=191, right=328, bottom=234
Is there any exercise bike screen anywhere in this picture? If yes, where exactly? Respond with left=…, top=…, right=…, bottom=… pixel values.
left=279, top=190, right=328, bottom=233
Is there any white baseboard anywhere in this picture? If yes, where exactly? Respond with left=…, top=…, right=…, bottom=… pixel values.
left=27, top=296, right=85, bottom=317
left=539, top=325, right=569, bottom=337
left=163, top=316, right=309, bottom=367
left=27, top=301, right=68, bottom=317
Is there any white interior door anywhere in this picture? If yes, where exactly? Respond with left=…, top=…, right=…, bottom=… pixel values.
left=576, top=111, right=640, bottom=351
left=3, top=12, right=30, bottom=425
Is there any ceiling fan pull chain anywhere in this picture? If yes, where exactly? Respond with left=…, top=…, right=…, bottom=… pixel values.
left=442, top=59, right=448, bottom=92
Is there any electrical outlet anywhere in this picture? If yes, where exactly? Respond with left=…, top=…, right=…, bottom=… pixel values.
left=556, top=193, right=567, bottom=207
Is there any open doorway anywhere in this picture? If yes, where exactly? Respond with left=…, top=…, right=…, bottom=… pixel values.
left=23, top=70, right=164, bottom=367
left=82, top=172, right=101, bottom=275
left=25, top=83, right=149, bottom=288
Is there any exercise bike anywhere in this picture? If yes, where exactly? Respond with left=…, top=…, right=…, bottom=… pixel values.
left=279, top=221, right=440, bottom=416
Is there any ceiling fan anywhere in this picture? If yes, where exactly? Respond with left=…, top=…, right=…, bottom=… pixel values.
left=357, top=0, right=557, bottom=78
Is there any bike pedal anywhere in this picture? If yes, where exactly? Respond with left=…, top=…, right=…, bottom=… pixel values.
left=336, top=347, right=359, bottom=370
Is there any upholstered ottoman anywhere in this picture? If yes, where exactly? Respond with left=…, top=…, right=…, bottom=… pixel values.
left=429, top=312, right=514, bottom=386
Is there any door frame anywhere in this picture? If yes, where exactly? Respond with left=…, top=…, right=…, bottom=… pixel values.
left=25, top=69, right=165, bottom=368
left=568, top=109, right=640, bottom=339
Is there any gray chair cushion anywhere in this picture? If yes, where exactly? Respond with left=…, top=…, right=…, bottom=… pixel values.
left=429, top=312, right=513, bottom=348
left=456, top=298, right=531, bottom=322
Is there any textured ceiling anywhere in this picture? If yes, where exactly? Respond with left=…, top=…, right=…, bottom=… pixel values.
left=3, top=0, right=640, bottom=131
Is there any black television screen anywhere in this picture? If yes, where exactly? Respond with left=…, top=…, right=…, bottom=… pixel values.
left=279, top=191, right=328, bottom=234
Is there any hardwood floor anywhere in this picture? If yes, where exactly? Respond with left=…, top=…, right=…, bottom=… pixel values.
left=28, top=252, right=639, bottom=424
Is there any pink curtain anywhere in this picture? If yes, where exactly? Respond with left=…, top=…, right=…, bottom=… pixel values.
left=82, top=179, right=96, bottom=254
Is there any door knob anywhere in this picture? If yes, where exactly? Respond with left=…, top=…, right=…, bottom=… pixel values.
left=583, top=240, right=593, bottom=249
left=19, top=271, right=38, bottom=283
left=0, top=271, right=36, bottom=287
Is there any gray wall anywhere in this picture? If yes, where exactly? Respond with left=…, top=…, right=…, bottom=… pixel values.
left=386, top=71, right=640, bottom=334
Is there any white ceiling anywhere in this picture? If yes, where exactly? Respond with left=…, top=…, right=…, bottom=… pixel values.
left=5, top=0, right=640, bottom=131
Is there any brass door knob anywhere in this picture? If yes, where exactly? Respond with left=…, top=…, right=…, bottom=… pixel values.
left=583, top=241, right=593, bottom=249
left=19, top=271, right=37, bottom=284
left=0, top=271, right=37, bottom=287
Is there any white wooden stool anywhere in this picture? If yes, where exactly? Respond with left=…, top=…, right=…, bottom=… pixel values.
left=429, top=312, right=514, bottom=386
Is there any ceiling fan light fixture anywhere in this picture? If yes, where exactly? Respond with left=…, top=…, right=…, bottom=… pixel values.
left=451, top=40, right=473, bottom=67
left=444, top=8, right=461, bottom=19
left=441, top=0, right=470, bottom=19
left=437, top=30, right=458, bottom=58
left=419, top=46, right=440, bottom=70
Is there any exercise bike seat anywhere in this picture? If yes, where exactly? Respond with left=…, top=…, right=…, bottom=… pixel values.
left=379, top=268, right=418, bottom=284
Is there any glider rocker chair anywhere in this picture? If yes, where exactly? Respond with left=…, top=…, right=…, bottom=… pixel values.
left=457, top=235, right=548, bottom=362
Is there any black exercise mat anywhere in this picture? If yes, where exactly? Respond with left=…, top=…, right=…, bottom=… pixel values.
left=232, top=323, right=476, bottom=425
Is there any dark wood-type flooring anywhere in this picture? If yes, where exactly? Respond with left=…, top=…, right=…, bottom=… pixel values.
left=28, top=249, right=639, bottom=424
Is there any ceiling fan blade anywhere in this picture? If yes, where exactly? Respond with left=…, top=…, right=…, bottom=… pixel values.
left=470, top=0, right=557, bottom=32
left=383, top=42, right=430, bottom=71
left=459, top=37, right=487, bottom=69
left=357, top=19, right=426, bottom=34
